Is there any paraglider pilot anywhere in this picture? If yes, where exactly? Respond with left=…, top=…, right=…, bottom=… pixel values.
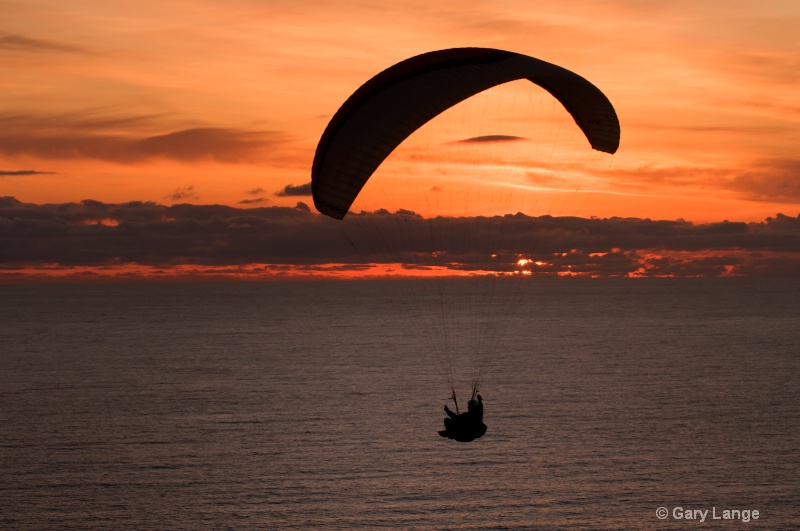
left=440, top=394, right=487, bottom=442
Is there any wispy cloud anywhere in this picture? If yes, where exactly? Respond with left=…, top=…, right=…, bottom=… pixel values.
left=0, top=170, right=56, bottom=176
left=598, top=159, right=800, bottom=203
left=137, top=129, right=275, bottom=163
left=727, top=158, right=800, bottom=203
left=165, top=185, right=198, bottom=202
left=0, top=117, right=286, bottom=164
left=239, top=197, right=269, bottom=205
left=456, top=135, right=526, bottom=143
left=0, top=32, right=91, bottom=54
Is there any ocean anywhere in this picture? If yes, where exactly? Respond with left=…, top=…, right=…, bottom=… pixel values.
left=1, top=278, right=798, bottom=529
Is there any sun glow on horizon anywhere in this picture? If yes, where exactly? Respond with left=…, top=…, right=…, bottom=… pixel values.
left=3, top=244, right=799, bottom=283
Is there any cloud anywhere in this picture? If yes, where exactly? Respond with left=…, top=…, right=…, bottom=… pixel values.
left=0, top=33, right=90, bottom=54
left=275, top=182, right=312, bottom=196
left=1, top=198, right=799, bottom=277
left=598, top=158, right=800, bottom=203
left=165, top=186, right=199, bottom=202
left=0, top=113, right=287, bottom=164
left=456, top=135, right=526, bottom=143
left=0, top=170, right=56, bottom=176
left=728, top=158, right=800, bottom=202
left=239, top=197, right=269, bottom=205
left=135, top=128, right=272, bottom=163
left=241, top=187, right=270, bottom=205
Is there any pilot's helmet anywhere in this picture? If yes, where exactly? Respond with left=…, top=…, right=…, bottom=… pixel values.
left=467, top=399, right=478, bottom=410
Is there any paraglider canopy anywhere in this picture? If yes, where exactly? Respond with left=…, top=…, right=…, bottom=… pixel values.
left=312, top=47, right=620, bottom=220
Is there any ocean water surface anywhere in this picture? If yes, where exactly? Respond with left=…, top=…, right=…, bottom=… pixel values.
left=1, top=278, right=798, bottom=529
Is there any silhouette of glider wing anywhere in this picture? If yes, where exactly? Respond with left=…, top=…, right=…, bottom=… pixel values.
left=312, top=47, right=620, bottom=219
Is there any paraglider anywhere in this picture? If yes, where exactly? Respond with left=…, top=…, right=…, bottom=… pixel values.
left=440, top=394, right=487, bottom=442
left=311, top=48, right=620, bottom=441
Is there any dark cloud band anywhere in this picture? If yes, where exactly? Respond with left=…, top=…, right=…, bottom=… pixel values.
left=1, top=197, right=798, bottom=277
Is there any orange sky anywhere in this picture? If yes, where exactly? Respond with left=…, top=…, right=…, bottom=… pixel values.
left=2, top=1, right=800, bottom=281
left=1, top=0, right=798, bottom=222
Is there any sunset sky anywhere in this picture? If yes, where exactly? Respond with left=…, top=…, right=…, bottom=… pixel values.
left=2, top=0, right=799, bottom=280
